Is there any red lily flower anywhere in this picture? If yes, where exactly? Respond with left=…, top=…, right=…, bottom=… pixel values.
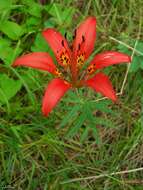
left=13, top=17, right=131, bottom=116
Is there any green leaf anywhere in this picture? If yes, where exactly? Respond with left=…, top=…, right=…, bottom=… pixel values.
left=91, top=126, right=101, bottom=144
left=0, top=21, right=23, bottom=40
left=27, top=3, right=42, bottom=18
left=82, top=102, right=94, bottom=121
left=0, top=0, right=12, bottom=11
left=0, top=74, right=22, bottom=104
left=129, top=56, right=141, bottom=72
left=80, top=127, right=89, bottom=143
left=0, top=37, right=11, bottom=47
left=0, top=38, right=22, bottom=64
left=22, top=1, right=42, bottom=18
left=45, top=3, right=75, bottom=26
left=60, top=104, right=81, bottom=128
left=117, top=44, right=131, bottom=55
left=131, top=41, right=143, bottom=53
left=0, top=46, right=13, bottom=63
left=139, top=56, right=143, bottom=70
left=117, top=40, right=143, bottom=72
left=25, top=17, right=41, bottom=27
left=66, top=113, right=86, bottom=138
left=44, top=18, right=57, bottom=28
left=83, top=101, right=115, bottom=127
left=10, top=126, right=23, bottom=143
left=45, top=3, right=62, bottom=25
left=60, top=7, right=75, bottom=26
left=22, top=0, right=35, bottom=5
left=31, top=33, right=50, bottom=52
left=90, top=100, right=115, bottom=114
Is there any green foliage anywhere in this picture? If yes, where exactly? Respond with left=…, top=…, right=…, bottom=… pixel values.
left=0, top=0, right=12, bottom=11
left=27, top=2, right=42, bottom=18
left=0, top=20, right=24, bottom=40
left=0, top=74, right=22, bottom=104
left=117, top=41, right=143, bottom=72
left=44, top=3, right=76, bottom=26
left=0, top=38, right=22, bottom=64
left=31, top=33, right=50, bottom=52
left=25, top=17, right=41, bottom=27
left=60, top=94, right=115, bottom=142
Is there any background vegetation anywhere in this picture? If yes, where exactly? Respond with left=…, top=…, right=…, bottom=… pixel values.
left=0, top=0, right=143, bottom=189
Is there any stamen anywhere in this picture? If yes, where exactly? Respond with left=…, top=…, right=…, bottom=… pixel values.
left=73, top=29, right=77, bottom=40
left=61, top=40, right=64, bottom=47
left=78, top=44, right=81, bottom=51
left=70, top=44, right=73, bottom=50
left=64, top=32, right=67, bottom=39
left=82, top=35, right=85, bottom=43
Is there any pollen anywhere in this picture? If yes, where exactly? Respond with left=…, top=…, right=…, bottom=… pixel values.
left=54, top=68, right=63, bottom=78
left=77, top=53, right=85, bottom=68
left=59, top=51, right=70, bottom=66
left=87, top=64, right=96, bottom=75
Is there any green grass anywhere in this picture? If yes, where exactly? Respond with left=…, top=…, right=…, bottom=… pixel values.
left=0, top=0, right=143, bottom=189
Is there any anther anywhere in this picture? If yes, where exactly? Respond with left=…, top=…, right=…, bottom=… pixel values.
left=82, top=35, right=85, bottom=43
left=71, top=44, right=73, bottom=50
left=64, top=32, right=67, bottom=39
left=61, top=40, right=64, bottom=47
left=78, top=44, right=81, bottom=51
left=87, top=64, right=96, bottom=74
left=73, top=29, right=77, bottom=40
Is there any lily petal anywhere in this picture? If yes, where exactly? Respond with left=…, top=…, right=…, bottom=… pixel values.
left=73, top=17, right=96, bottom=59
left=42, top=78, right=71, bottom=116
left=90, top=51, right=131, bottom=69
left=85, top=72, right=117, bottom=101
left=13, top=52, right=56, bottom=74
left=42, top=28, right=71, bottom=67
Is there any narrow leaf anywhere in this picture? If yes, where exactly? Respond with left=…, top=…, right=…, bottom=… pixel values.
left=66, top=113, right=86, bottom=138
left=60, top=104, right=81, bottom=128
